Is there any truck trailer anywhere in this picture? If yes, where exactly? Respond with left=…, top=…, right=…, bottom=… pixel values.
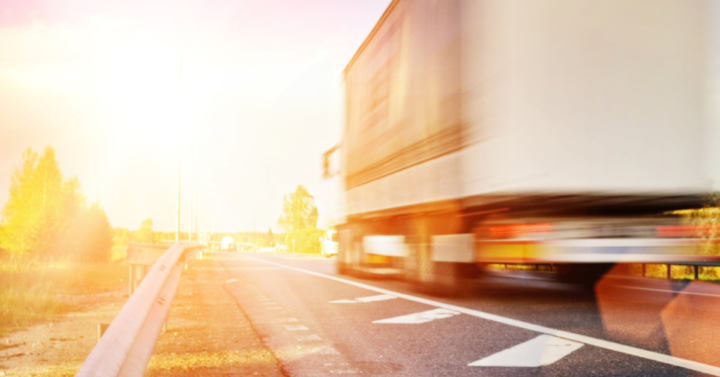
left=327, top=0, right=720, bottom=289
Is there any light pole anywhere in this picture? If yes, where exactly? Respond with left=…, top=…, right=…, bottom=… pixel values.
left=188, top=92, right=242, bottom=242
left=191, top=140, right=235, bottom=243
left=176, top=53, right=184, bottom=242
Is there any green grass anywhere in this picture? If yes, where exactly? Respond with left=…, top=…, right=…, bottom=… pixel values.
left=0, top=257, right=126, bottom=335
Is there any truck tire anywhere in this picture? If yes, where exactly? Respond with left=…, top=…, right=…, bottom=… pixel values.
left=404, top=236, right=463, bottom=296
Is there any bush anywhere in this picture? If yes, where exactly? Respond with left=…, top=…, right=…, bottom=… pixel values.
left=286, top=227, right=324, bottom=254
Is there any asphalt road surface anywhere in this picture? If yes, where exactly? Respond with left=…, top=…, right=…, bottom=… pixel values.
left=216, top=252, right=720, bottom=376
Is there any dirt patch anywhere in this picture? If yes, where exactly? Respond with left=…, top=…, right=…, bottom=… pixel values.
left=0, top=257, right=284, bottom=376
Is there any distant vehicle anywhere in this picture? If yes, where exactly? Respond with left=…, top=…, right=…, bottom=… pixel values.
left=320, top=229, right=338, bottom=257
left=259, top=246, right=276, bottom=253
left=221, top=236, right=235, bottom=251
left=327, top=0, right=713, bottom=287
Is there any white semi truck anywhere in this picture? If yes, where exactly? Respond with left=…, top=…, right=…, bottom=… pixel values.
left=326, top=0, right=720, bottom=288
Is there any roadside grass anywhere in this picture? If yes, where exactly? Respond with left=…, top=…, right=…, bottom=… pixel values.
left=0, top=257, right=126, bottom=336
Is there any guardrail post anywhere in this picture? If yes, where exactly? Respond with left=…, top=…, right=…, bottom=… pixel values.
left=694, top=265, right=699, bottom=280
left=128, top=265, right=134, bottom=296
left=667, top=264, right=672, bottom=280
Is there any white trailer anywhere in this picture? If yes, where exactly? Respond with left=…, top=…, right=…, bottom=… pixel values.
left=330, top=0, right=720, bottom=287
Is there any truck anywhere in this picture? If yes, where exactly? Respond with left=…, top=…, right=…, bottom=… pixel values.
left=221, top=236, right=235, bottom=251
left=325, top=0, right=720, bottom=289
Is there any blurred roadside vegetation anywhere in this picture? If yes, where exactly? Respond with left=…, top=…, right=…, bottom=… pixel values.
left=277, top=185, right=324, bottom=254
left=0, top=259, right=125, bottom=335
left=0, top=146, right=123, bottom=335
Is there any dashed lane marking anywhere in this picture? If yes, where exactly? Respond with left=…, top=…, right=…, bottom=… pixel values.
left=329, top=299, right=357, bottom=304
left=469, top=334, right=584, bottom=367
left=373, top=308, right=460, bottom=324
left=284, top=325, right=309, bottom=331
left=246, top=256, right=720, bottom=376
left=225, top=278, right=237, bottom=283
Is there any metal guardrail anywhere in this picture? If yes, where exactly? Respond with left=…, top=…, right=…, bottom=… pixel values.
left=76, top=242, right=203, bottom=377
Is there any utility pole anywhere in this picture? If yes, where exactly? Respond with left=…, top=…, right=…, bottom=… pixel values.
left=188, top=131, right=194, bottom=241
left=176, top=53, right=184, bottom=242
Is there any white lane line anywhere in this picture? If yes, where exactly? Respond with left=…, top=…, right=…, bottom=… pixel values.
left=373, top=308, right=460, bottom=324
left=613, top=285, right=720, bottom=298
left=284, top=324, right=309, bottom=331
left=246, top=256, right=720, bottom=376
left=357, top=294, right=397, bottom=303
left=469, top=335, right=583, bottom=367
left=329, top=294, right=397, bottom=304
left=225, top=278, right=237, bottom=283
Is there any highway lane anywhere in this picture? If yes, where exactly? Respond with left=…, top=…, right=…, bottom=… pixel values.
left=216, top=252, right=720, bottom=376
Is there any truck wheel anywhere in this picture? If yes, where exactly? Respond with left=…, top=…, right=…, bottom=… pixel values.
left=404, top=237, right=463, bottom=296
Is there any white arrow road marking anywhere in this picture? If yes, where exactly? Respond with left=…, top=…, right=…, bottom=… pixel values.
left=330, top=294, right=397, bottom=304
left=469, top=335, right=584, bottom=367
left=246, top=256, right=720, bottom=376
left=373, top=308, right=460, bottom=324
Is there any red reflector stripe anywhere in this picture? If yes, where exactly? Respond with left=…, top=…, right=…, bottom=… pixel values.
left=489, top=223, right=552, bottom=238
left=656, top=225, right=720, bottom=237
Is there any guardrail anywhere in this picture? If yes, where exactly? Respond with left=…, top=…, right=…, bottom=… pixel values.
left=76, top=242, right=203, bottom=377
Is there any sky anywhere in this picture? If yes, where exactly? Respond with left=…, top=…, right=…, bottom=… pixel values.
left=0, top=0, right=392, bottom=233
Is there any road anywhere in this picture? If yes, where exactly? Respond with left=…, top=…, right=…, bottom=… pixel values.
left=214, top=251, right=720, bottom=376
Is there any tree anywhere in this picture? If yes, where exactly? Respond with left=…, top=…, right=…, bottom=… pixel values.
left=278, top=185, right=322, bottom=253
left=0, top=146, right=111, bottom=261
left=0, top=146, right=85, bottom=256
left=278, top=185, right=318, bottom=233
left=0, top=148, right=38, bottom=254
left=133, top=219, right=156, bottom=243
left=265, top=227, right=275, bottom=247
left=63, top=202, right=113, bottom=262
left=288, top=227, right=324, bottom=254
